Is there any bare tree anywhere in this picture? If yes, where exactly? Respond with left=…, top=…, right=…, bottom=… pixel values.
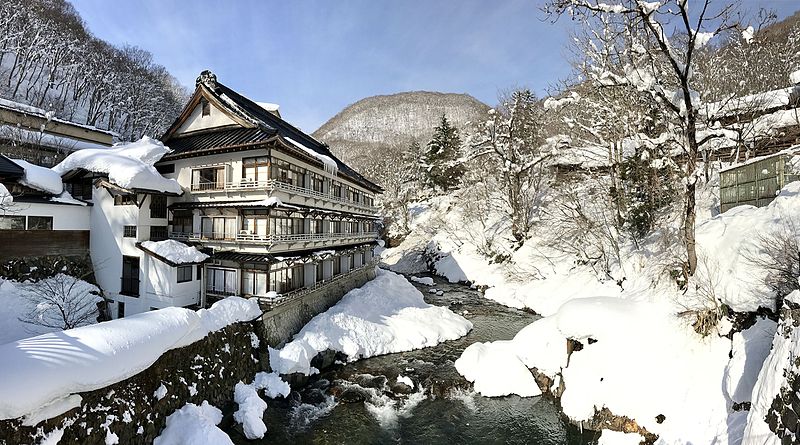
left=545, top=0, right=746, bottom=277
left=19, top=273, right=102, bottom=330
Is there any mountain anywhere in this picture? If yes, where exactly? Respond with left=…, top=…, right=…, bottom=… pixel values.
left=313, top=91, right=491, bottom=182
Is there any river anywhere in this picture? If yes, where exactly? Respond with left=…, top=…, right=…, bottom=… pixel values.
left=227, top=274, right=598, bottom=444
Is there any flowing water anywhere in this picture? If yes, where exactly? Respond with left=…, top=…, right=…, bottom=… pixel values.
left=227, top=275, right=598, bottom=444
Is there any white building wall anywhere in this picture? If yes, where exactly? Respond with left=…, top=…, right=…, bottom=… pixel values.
left=8, top=201, right=90, bottom=230
left=175, top=101, right=239, bottom=135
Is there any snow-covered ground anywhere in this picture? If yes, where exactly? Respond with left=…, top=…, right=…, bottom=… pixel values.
left=381, top=179, right=800, bottom=443
left=269, top=268, right=472, bottom=375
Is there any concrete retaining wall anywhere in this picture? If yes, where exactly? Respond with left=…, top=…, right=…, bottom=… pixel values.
left=257, top=265, right=377, bottom=347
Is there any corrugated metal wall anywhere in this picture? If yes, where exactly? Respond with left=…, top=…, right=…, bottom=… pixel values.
left=719, top=154, right=799, bottom=212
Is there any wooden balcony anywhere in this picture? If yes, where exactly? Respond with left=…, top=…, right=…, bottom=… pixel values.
left=189, top=179, right=378, bottom=213
left=170, top=231, right=379, bottom=246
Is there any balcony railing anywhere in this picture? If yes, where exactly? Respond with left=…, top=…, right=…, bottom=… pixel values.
left=189, top=179, right=378, bottom=213
left=170, top=231, right=379, bottom=245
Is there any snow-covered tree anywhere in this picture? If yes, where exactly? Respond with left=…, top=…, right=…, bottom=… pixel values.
left=545, top=0, right=746, bottom=276
left=422, top=114, right=465, bottom=191
left=469, top=90, right=553, bottom=244
left=18, top=273, right=102, bottom=330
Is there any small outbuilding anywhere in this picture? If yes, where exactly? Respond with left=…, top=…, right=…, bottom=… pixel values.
left=719, top=149, right=800, bottom=212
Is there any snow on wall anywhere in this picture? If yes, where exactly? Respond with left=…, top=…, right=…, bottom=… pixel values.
left=52, top=136, right=182, bottom=194
left=0, top=297, right=261, bottom=420
left=268, top=269, right=472, bottom=375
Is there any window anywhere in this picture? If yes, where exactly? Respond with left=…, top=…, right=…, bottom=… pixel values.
left=149, top=195, right=167, bottom=219
left=242, top=157, right=270, bottom=184
left=241, top=270, right=268, bottom=296
left=241, top=216, right=269, bottom=239
left=349, top=254, right=355, bottom=269
left=191, top=167, right=225, bottom=191
left=114, top=194, right=137, bottom=206
left=329, top=220, right=342, bottom=234
left=332, top=257, right=341, bottom=275
left=118, top=302, right=125, bottom=318
left=177, top=265, right=193, bottom=283
left=201, top=98, right=211, bottom=116
left=66, top=180, right=92, bottom=200
left=121, top=256, right=140, bottom=297
left=269, top=216, right=304, bottom=236
left=331, top=181, right=343, bottom=198
left=310, top=218, right=324, bottom=234
left=206, top=268, right=236, bottom=296
left=316, top=263, right=324, bottom=282
left=361, top=251, right=366, bottom=265
left=27, top=216, right=53, bottom=230
left=172, top=211, right=193, bottom=235
left=270, top=159, right=305, bottom=187
left=0, top=216, right=26, bottom=230
left=269, top=265, right=304, bottom=293
left=310, top=173, right=324, bottom=193
left=123, top=226, right=137, bottom=238
left=201, top=217, right=236, bottom=240
left=150, top=226, right=168, bottom=241
left=196, top=265, right=202, bottom=280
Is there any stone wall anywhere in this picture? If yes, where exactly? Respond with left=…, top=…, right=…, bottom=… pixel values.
left=257, top=266, right=377, bottom=347
left=0, top=321, right=261, bottom=445
left=762, top=296, right=800, bottom=441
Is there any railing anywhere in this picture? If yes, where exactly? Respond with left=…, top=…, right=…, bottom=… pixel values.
left=170, top=231, right=379, bottom=245
left=189, top=179, right=378, bottom=213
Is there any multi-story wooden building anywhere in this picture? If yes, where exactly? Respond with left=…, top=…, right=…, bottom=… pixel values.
left=150, top=70, right=382, bottom=313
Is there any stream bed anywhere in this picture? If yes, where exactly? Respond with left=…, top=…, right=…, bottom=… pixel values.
left=228, top=274, right=598, bottom=444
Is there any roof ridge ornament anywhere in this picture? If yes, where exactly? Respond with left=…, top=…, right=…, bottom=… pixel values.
left=196, top=70, right=217, bottom=89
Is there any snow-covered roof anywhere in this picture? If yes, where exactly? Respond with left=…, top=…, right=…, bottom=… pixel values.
left=704, top=86, right=798, bottom=119
left=12, top=159, right=63, bottom=195
left=0, top=98, right=116, bottom=137
left=256, top=102, right=279, bottom=113
left=0, top=124, right=111, bottom=152
left=284, top=137, right=338, bottom=175
left=139, top=240, right=209, bottom=265
left=52, top=136, right=182, bottom=195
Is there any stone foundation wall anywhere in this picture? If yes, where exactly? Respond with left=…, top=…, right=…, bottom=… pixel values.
left=0, top=322, right=261, bottom=445
left=762, top=297, right=800, bottom=441
left=257, top=266, right=377, bottom=347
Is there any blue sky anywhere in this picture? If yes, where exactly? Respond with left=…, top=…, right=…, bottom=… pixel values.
left=70, top=0, right=799, bottom=132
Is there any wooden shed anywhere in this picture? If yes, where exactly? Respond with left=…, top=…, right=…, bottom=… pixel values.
left=719, top=150, right=800, bottom=212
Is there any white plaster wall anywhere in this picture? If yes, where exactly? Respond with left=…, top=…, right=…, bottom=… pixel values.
left=175, top=101, right=240, bottom=135
left=8, top=201, right=90, bottom=230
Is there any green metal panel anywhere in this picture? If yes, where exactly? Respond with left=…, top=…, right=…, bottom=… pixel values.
left=737, top=183, right=756, bottom=201
left=720, top=186, right=738, bottom=204
left=736, top=165, right=756, bottom=183
left=720, top=170, right=736, bottom=188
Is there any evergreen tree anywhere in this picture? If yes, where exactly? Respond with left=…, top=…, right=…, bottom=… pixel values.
left=422, top=115, right=464, bottom=191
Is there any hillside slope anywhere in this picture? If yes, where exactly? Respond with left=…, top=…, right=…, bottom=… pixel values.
left=313, top=91, right=490, bottom=181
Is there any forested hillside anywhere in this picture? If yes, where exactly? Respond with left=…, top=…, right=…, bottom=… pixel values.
left=0, top=0, right=187, bottom=140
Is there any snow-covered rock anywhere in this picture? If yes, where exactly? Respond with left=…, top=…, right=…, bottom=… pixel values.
left=52, top=136, right=181, bottom=194
left=140, top=240, right=209, bottom=265
left=0, top=297, right=260, bottom=420
left=269, top=269, right=472, bottom=375
left=232, top=372, right=289, bottom=440
left=154, top=401, right=232, bottom=445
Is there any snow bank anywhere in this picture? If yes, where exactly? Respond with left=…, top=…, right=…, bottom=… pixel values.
left=598, top=430, right=645, bottom=445
left=743, top=292, right=800, bottom=444
left=13, top=158, right=63, bottom=195
left=0, top=183, right=11, bottom=205
left=457, top=297, right=746, bottom=444
left=455, top=341, right=541, bottom=397
left=52, top=136, right=181, bottom=194
left=269, top=269, right=472, bottom=375
left=154, top=401, right=232, bottom=445
left=141, top=240, right=209, bottom=265
left=0, top=297, right=260, bottom=420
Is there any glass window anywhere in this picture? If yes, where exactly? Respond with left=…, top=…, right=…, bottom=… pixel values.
left=172, top=211, right=193, bottom=234
left=177, top=265, right=193, bottom=283
left=206, top=268, right=236, bottom=295
left=191, top=167, right=225, bottom=191
left=150, top=226, right=168, bottom=241
left=123, top=226, right=137, bottom=238
left=242, top=157, right=270, bottom=183
left=201, top=217, right=236, bottom=240
left=316, top=263, right=324, bottom=282
left=27, top=216, right=53, bottom=230
left=0, top=216, right=25, bottom=230
left=114, top=194, right=136, bottom=206
left=149, top=195, right=167, bottom=219
left=332, top=257, right=341, bottom=275
left=118, top=302, right=125, bottom=318
left=242, top=270, right=268, bottom=296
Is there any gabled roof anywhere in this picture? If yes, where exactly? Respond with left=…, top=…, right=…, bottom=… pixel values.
left=160, top=71, right=383, bottom=193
